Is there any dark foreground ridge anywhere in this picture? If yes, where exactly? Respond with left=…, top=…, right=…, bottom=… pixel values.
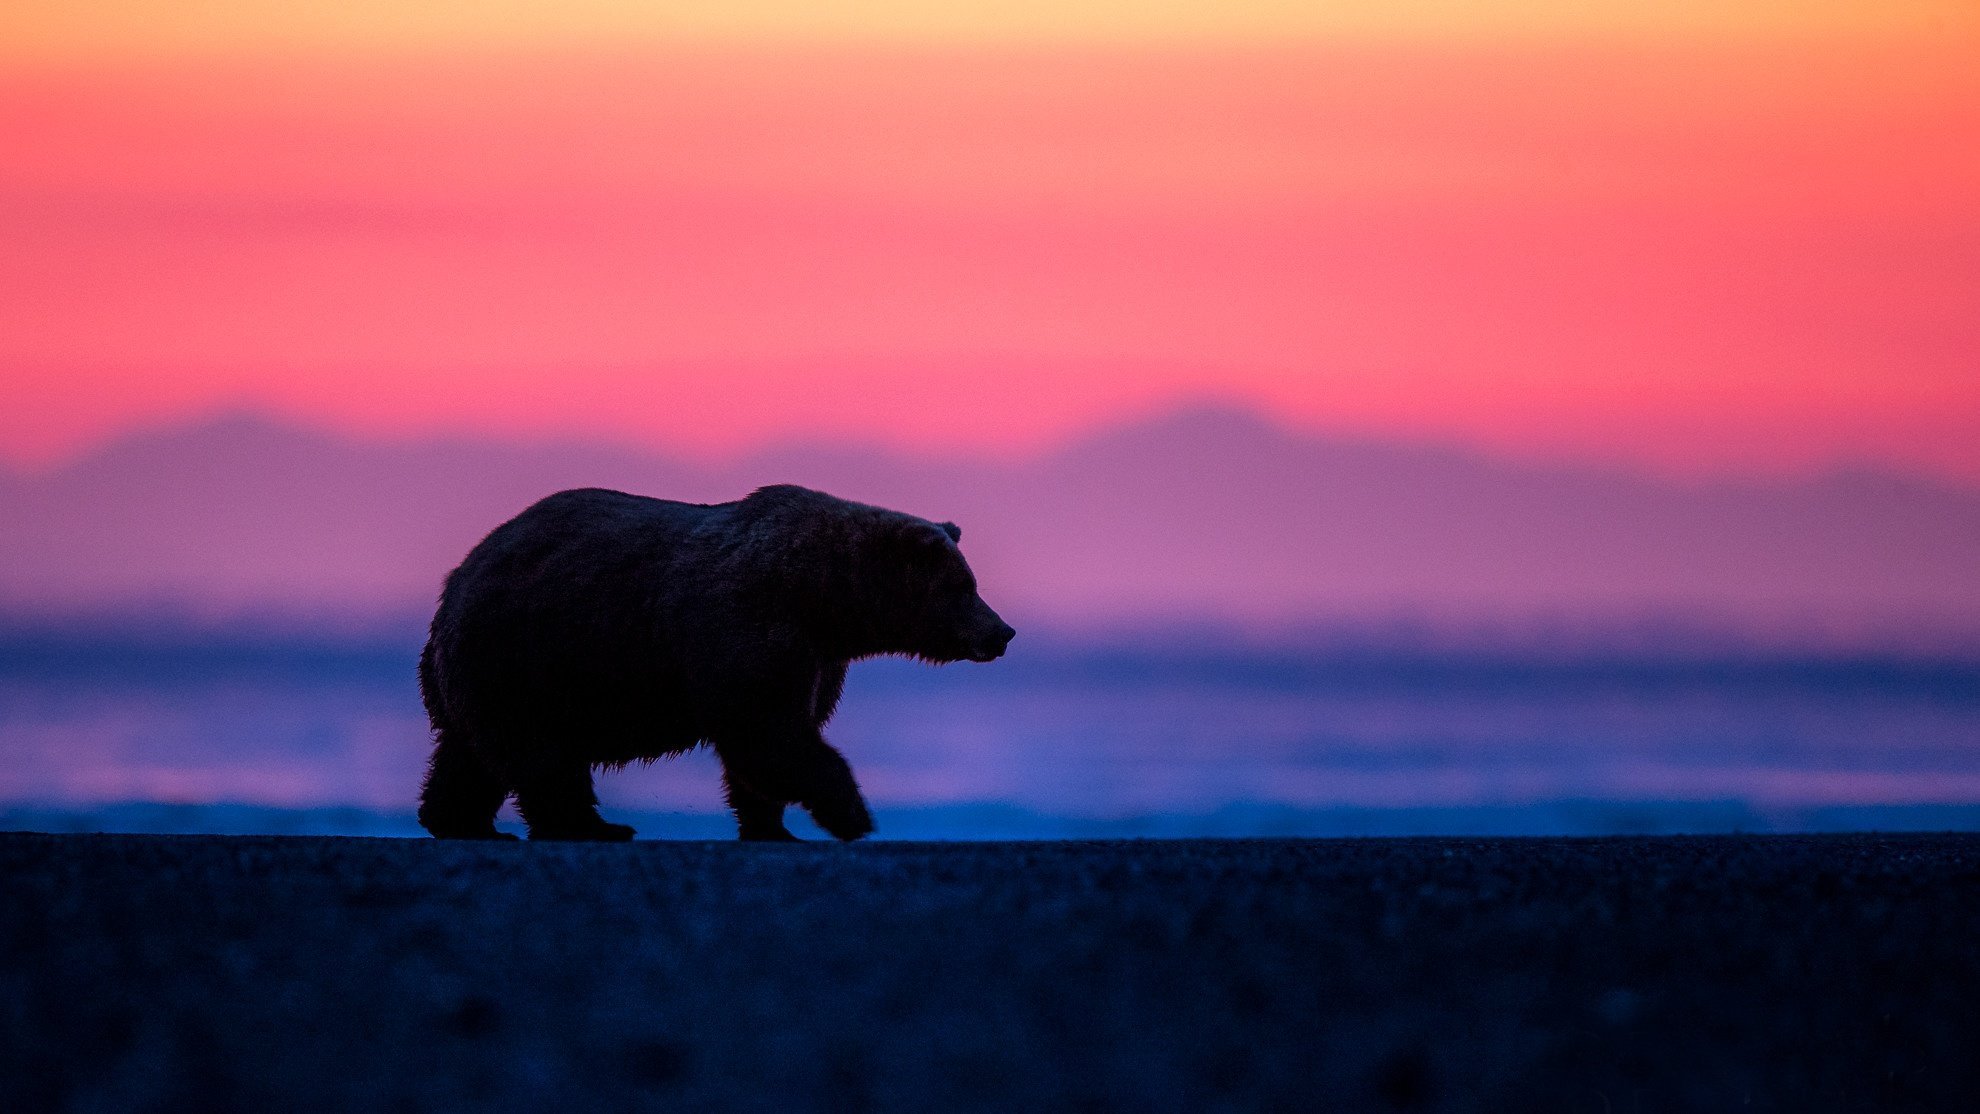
left=3, top=833, right=1977, bottom=1113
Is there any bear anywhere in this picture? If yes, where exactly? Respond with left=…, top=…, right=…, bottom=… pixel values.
left=416, top=483, right=1015, bottom=842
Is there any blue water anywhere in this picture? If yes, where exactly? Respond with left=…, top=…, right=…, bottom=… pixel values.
left=3, top=631, right=1978, bottom=837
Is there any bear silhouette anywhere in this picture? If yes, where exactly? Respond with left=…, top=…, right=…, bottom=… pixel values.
left=417, top=484, right=1015, bottom=841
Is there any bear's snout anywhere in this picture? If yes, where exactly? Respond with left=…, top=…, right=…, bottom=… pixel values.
left=966, top=613, right=1016, bottom=662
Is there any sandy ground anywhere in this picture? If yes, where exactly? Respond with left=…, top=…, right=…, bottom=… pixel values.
left=2, top=832, right=1976, bottom=1113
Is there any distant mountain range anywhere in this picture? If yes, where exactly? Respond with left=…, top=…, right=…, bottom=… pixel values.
left=3, top=407, right=1977, bottom=645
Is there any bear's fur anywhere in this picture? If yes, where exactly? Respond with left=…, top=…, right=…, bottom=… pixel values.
left=416, top=484, right=1015, bottom=842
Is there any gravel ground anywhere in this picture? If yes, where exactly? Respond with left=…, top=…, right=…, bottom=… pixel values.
left=2, top=832, right=1977, bottom=1113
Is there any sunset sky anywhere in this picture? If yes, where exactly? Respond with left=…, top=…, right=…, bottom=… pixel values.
left=3, top=1, right=1976, bottom=478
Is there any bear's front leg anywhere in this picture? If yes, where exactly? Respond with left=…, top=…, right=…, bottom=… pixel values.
left=716, top=725, right=873, bottom=842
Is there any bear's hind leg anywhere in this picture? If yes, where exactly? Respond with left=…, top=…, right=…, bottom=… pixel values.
left=721, top=766, right=799, bottom=841
left=418, top=732, right=517, bottom=840
left=513, top=762, right=635, bottom=841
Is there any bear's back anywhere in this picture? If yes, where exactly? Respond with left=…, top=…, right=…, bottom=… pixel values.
left=437, top=488, right=736, bottom=618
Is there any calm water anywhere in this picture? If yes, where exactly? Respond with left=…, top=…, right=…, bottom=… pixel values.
left=3, top=633, right=1978, bottom=837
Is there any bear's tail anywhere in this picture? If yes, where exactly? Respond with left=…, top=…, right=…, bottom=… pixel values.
left=417, top=637, right=446, bottom=734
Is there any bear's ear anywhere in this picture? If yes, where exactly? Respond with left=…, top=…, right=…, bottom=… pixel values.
left=939, top=521, right=961, bottom=543
left=899, top=522, right=951, bottom=560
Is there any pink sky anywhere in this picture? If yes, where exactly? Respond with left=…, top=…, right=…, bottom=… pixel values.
left=3, top=5, right=1977, bottom=478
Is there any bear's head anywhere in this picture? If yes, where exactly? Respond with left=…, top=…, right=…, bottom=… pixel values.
left=886, top=519, right=1015, bottom=664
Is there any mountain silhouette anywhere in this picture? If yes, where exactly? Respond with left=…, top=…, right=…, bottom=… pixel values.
left=3, top=406, right=1976, bottom=643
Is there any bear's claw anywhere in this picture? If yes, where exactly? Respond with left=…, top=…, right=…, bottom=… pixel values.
left=808, top=796, right=875, bottom=842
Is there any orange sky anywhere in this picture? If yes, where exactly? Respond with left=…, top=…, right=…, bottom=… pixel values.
left=2, top=2, right=1977, bottom=477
